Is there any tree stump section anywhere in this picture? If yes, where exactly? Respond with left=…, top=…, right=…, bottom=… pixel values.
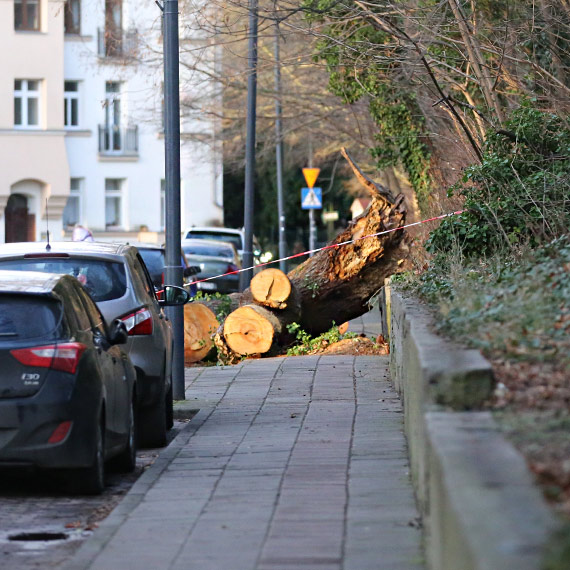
left=223, top=305, right=284, bottom=355
left=250, top=268, right=292, bottom=309
left=183, top=302, right=219, bottom=364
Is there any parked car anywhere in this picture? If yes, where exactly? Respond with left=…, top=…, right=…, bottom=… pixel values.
left=182, top=227, right=261, bottom=266
left=0, top=270, right=136, bottom=494
left=0, top=242, right=190, bottom=448
left=181, top=239, right=241, bottom=294
left=131, top=242, right=200, bottom=297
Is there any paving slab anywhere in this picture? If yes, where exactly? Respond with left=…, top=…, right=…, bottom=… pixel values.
left=64, top=345, right=423, bottom=569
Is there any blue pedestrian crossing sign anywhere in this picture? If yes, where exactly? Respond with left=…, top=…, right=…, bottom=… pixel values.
left=301, top=187, right=322, bottom=210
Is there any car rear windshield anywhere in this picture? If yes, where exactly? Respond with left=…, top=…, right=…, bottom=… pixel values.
left=0, top=259, right=127, bottom=302
left=0, top=294, right=62, bottom=342
left=185, top=232, right=242, bottom=250
left=183, top=243, right=234, bottom=259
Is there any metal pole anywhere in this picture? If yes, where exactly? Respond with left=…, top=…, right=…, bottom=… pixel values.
left=309, top=209, right=316, bottom=256
left=163, top=0, right=185, bottom=400
left=274, top=14, right=287, bottom=272
left=307, top=136, right=315, bottom=256
left=240, top=0, right=258, bottom=290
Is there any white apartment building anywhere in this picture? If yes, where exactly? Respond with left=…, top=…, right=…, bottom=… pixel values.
left=0, top=0, right=223, bottom=244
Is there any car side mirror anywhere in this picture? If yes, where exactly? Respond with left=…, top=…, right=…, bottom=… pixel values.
left=158, top=285, right=191, bottom=306
left=183, top=265, right=201, bottom=277
left=108, top=320, right=128, bottom=345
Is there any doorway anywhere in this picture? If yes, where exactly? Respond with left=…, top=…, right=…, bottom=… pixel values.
left=5, top=194, right=35, bottom=243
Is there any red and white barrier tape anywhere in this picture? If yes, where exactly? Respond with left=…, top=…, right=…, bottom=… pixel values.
left=188, top=210, right=465, bottom=287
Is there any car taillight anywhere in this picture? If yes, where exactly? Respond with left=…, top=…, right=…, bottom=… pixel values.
left=10, top=343, right=87, bottom=374
left=120, top=308, right=153, bottom=335
left=227, top=263, right=240, bottom=274
left=48, top=421, right=73, bottom=444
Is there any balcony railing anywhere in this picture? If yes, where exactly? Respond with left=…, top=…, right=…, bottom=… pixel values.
left=98, top=125, right=138, bottom=156
left=97, top=28, right=138, bottom=59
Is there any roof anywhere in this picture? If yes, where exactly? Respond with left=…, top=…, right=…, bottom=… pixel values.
left=123, top=242, right=164, bottom=251
left=183, top=227, right=243, bottom=236
left=182, top=238, right=235, bottom=247
left=0, top=269, right=63, bottom=294
left=0, top=241, right=132, bottom=260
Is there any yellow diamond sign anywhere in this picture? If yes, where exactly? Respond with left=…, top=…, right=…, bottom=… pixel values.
left=302, top=168, right=320, bottom=189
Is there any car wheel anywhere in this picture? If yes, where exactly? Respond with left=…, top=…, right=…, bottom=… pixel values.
left=111, top=395, right=137, bottom=473
left=77, top=419, right=105, bottom=495
left=166, top=381, right=174, bottom=430
left=138, top=382, right=167, bottom=448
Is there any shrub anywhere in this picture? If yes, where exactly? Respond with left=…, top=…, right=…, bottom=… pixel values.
left=427, top=103, right=570, bottom=257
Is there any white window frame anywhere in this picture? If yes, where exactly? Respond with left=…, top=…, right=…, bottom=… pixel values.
left=64, top=81, right=80, bottom=128
left=14, top=79, right=41, bottom=129
left=63, top=178, right=82, bottom=229
left=105, top=178, right=123, bottom=229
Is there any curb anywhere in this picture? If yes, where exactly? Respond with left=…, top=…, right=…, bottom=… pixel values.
left=62, top=405, right=213, bottom=570
left=386, top=286, right=560, bottom=570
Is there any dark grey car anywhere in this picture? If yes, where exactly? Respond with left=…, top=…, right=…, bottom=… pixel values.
left=181, top=239, right=241, bottom=294
left=0, top=242, right=189, bottom=448
left=0, top=270, right=136, bottom=494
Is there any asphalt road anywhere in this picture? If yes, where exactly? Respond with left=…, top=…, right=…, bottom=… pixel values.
left=0, top=420, right=190, bottom=570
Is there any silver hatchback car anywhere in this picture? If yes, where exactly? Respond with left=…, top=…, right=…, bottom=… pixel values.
left=0, top=242, right=188, bottom=448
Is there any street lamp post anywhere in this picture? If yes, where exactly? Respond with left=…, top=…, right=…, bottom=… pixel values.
left=162, top=0, right=185, bottom=400
left=274, top=15, right=287, bottom=272
left=240, top=0, right=259, bottom=290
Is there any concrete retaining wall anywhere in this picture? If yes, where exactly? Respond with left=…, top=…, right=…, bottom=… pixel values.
left=385, top=287, right=559, bottom=570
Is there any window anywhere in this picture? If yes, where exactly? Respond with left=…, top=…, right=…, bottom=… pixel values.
left=64, top=0, right=80, bottom=34
left=14, top=80, right=40, bottom=128
left=64, top=81, right=80, bottom=127
left=105, top=178, right=123, bottom=229
left=62, top=178, right=81, bottom=229
left=104, top=0, right=122, bottom=56
left=14, top=0, right=40, bottom=31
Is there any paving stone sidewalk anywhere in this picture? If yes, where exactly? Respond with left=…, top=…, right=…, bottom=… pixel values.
left=66, top=321, right=423, bottom=570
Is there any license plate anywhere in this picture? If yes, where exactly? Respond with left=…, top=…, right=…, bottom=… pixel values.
left=198, top=282, right=216, bottom=290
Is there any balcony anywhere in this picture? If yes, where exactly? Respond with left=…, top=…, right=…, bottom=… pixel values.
left=97, top=28, right=138, bottom=60
left=98, top=125, right=138, bottom=157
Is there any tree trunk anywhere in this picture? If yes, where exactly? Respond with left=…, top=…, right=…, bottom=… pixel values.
left=288, top=192, right=408, bottom=335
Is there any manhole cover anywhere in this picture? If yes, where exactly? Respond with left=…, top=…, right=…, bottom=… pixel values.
left=9, top=532, right=68, bottom=542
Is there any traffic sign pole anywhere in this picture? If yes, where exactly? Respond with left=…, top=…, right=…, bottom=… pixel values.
left=309, top=209, right=316, bottom=256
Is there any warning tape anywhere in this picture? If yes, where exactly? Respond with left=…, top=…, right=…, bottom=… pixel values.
left=187, top=210, right=465, bottom=287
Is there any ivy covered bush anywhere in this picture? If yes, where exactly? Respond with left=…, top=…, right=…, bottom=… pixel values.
left=427, top=104, right=570, bottom=257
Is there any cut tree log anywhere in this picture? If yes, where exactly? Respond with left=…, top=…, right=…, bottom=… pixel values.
left=222, top=304, right=285, bottom=356
left=183, top=302, right=219, bottom=364
left=250, top=268, right=291, bottom=309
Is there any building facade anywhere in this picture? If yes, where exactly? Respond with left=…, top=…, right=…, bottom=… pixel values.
left=0, top=0, right=223, bottom=244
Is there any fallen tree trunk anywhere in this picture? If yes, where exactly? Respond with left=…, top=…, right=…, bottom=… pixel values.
left=289, top=192, right=408, bottom=335
left=287, top=148, right=409, bottom=335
